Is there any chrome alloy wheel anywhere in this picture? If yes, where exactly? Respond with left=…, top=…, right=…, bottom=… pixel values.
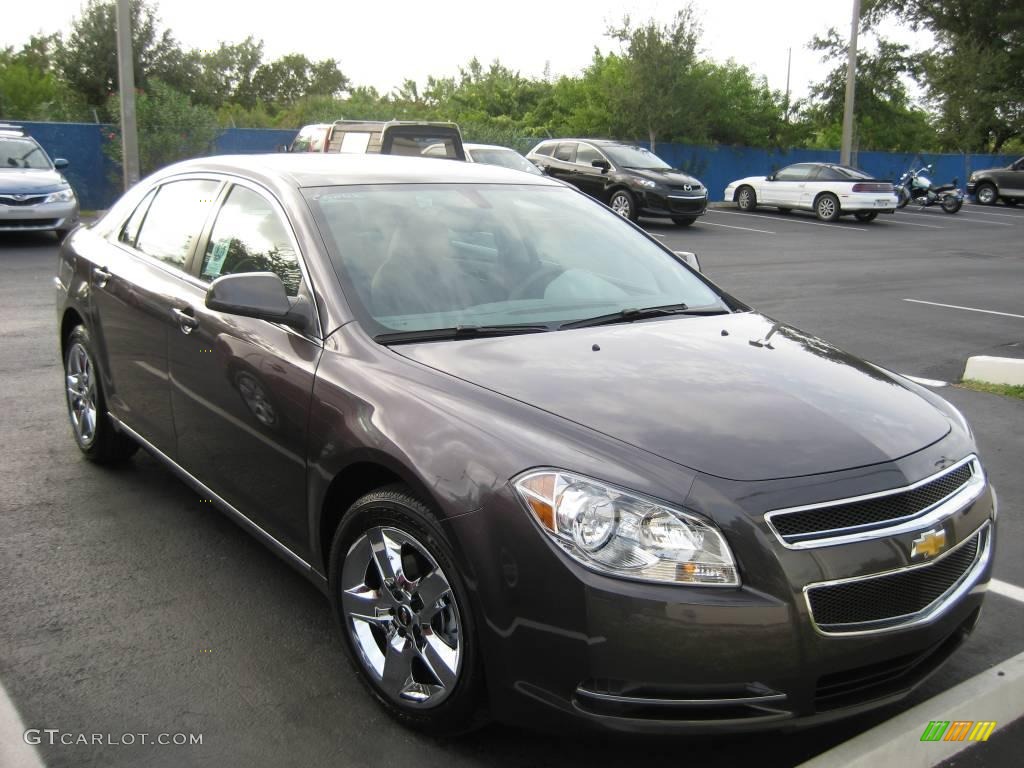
left=737, top=187, right=754, bottom=209
left=976, top=185, right=996, bottom=205
left=817, top=195, right=837, bottom=219
left=610, top=193, right=632, bottom=218
left=341, top=526, right=462, bottom=707
left=65, top=342, right=98, bottom=446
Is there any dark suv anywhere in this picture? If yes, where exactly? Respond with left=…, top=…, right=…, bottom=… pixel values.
left=967, top=157, right=1023, bottom=206
left=526, top=139, right=707, bottom=226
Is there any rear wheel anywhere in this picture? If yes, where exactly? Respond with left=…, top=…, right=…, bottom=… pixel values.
left=671, top=216, right=697, bottom=227
left=609, top=189, right=638, bottom=222
left=897, top=188, right=910, bottom=209
left=736, top=186, right=757, bottom=211
left=854, top=211, right=878, bottom=222
left=329, top=486, right=485, bottom=734
left=941, top=195, right=963, bottom=214
left=64, top=325, right=137, bottom=463
left=974, top=183, right=997, bottom=205
left=815, top=193, right=841, bottom=222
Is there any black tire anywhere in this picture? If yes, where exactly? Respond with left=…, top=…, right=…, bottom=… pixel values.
left=736, top=186, right=757, bottom=211
left=55, top=229, right=70, bottom=243
left=897, top=188, right=910, bottom=209
left=854, top=211, right=878, bottom=222
left=63, top=325, right=138, bottom=463
left=974, top=183, right=997, bottom=205
left=608, top=189, right=638, bottom=222
left=328, top=485, right=485, bottom=735
left=777, top=207, right=792, bottom=214
left=815, top=193, right=841, bottom=222
left=941, top=195, right=962, bottom=214
left=671, top=216, right=697, bottom=227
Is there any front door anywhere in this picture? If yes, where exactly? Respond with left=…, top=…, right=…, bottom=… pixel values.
left=167, top=182, right=322, bottom=557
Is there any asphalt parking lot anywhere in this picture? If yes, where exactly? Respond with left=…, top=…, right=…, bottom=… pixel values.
left=1, top=201, right=1022, bottom=767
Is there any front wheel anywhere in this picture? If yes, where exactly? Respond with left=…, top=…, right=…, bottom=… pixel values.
left=671, top=216, right=697, bottom=227
left=974, top=183, right=997, bottom=205
left=609, top=190, right=638, bottom=222
left=897, top=188, right=910, bottom=209
left=64, top=325, right=138, bottom=463
left=854, top=211, right=878, bottom=222
left=941, top=195, right=963, bottom=214
left=329, top=486, right=485, bottom=734
left=815, top=193, right=841, bottom=222
left=736, top=186, right=757, bottom=211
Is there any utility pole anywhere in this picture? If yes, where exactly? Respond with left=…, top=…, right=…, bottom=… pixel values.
left=840, top=0, right=861, bottom=165
left=784, top=47, right=792, bottom=122
left=116, top=0, right=140, bottom=189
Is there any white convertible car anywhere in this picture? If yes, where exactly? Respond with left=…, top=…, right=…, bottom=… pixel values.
left=724, top=162, right=898, bottom=222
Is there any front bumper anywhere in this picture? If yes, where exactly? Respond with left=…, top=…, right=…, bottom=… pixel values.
left=0, top=199, right=79, bottom=232
left=450, top=449, right=996, bottom=734
left=638, top=188, right=708, bottom=219
left=966, top=181, right=978, bottom=195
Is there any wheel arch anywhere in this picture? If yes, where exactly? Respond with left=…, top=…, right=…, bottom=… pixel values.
left=60, top=307, right=85, bottom=358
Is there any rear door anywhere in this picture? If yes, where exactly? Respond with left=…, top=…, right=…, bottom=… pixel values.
left=167, top=181, right=322, bottom=557
left=544, top=142, right=580, bottom=188
left=90, top=178, right=223, bottom=457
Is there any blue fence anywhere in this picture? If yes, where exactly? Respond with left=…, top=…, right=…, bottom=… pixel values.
left=11, top=121, right=1016, bottom=210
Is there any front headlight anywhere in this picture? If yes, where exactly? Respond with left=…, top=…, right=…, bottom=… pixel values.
left=634, top=178, right=658, bottom=188
left=44, top=188, right=75, bottom=204
left=513, top=470, right=739, bottom=586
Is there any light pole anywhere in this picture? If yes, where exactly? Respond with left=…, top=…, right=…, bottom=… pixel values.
left=840, top=0, right=861, bottom=165
left=116, top=0, right=140, bottom=189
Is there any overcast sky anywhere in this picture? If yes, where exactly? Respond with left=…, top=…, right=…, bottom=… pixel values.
left=3, top=0, right=924, bottom=102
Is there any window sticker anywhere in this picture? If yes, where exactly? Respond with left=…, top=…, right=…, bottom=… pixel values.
left=204, top=238, right=231, bottom=278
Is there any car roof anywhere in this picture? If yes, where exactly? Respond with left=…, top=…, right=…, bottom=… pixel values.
left=535, top=138, right=627, bottom=147
left=155, top=152, right=562, bottom=189
left=464, top=143, right=518, bottom=152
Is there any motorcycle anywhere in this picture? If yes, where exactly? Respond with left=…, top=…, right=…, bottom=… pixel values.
left=895, top=164, right=963, bottom=213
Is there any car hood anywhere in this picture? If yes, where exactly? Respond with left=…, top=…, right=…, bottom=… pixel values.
left=393, top=312, right=951, bottom=481
left=0, top=168, right=67, bottom=194
left=726, top=175, right=769, bottom=188
left=626, top=168, right=704, bottom=188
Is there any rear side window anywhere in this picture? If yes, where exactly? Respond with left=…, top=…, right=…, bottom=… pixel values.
left=554, top=143, right=576, bottom=162
left=119, top=189, right=157, bottom=247
left=533, top=143, right=555, bottom=157
left=135, top=180, right=221, bottom=269
left=200, top=185, right=302, bottom=296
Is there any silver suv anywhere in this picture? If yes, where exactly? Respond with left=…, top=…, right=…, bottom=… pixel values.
left=0, top=124, right=80, bottom=240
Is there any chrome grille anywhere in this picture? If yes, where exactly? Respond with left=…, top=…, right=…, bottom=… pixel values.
left=766, top=456, right=982, bottom=548
left=805, top=524, right=987, bottom=634
left=0, top=194, right=47, bottom=206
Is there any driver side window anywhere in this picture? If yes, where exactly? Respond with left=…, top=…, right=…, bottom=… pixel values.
left=575, top=144, right=603, bottom=166
left=199, top=185, right=302, bottom=296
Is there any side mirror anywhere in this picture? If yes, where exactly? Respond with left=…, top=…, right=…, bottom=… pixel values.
left=54, top=158, right=69, bottom=169
left=205, top=272, right=309, bottom=330
left=591, top=159, right=611, bottom=172
left=926, top=164, right=934, bottom=172
left=765, top=174, right=775, bottom=182
left=674, top=250, right=701, bottom=272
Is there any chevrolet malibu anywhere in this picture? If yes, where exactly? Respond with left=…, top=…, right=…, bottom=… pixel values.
left=56, top=153, right=995, bottom=735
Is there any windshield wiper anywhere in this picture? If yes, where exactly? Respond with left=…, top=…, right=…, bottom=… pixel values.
left=375, top=323, right=551, bottom=345
left=558, top=304, right=728, bottom=330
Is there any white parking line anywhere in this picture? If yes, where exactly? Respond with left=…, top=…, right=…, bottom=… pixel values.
left=904, top=299, right=1024, bottom=320
left=900, top=209, right=1015, bottom=226
left=710, top=209, right=868, bottom=232
left=877, top=217, right=945, bottom=229
left=990, top=579, right=1024, bottom=603
left=963, top=208, right=1024, bottom=219
left=701, top=221, right=776, bottom=234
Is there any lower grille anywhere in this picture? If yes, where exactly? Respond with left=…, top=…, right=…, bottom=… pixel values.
left=805, top=524, right=987, bottom=634
left=0, top=218, right=59, bottom=229
left=575, top=681, right=789, bottom=722
left=667, top=197, right=705, bottom=214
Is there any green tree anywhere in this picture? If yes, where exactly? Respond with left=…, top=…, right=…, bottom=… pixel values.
left=104, top=80, right=219, bottom=175
left=799, top=29, right=936, bottom=151
left=863, top=0, right=1024, bottom=151
left=55, top=0, right=185, bottom=118
left=251, top=54, right=350, bottom=107
left=606, top=6, right=701, bottom=150
left=0, top=38, right=89, bottom=120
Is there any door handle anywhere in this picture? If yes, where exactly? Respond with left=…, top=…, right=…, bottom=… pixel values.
left=92, top=267, right=111, bottom=288
left=172, top=307, right=198, bottom=335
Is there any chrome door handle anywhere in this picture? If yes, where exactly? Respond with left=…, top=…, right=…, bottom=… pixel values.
left=93, top=267, right=111, bottom=288
left=172, top=307, right=198, bottom=335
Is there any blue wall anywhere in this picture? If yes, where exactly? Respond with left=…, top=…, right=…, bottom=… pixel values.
left=12, top=121, right=1016, bottom=210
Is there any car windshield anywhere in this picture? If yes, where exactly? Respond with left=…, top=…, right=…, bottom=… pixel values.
left=602, top=145, right=672, bottom=170
left=0, top=137, right=51, bottom=170
left=305, top=184, right=725, bottom=337
left=468, top=148, right=542, bottom=175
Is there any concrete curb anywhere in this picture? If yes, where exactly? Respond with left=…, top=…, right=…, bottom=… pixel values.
left=797, top=649, right=1024, bottom=768
left=964, top=356, right=1024, bottom=387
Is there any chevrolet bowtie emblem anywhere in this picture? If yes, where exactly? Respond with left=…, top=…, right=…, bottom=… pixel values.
left=911, top=529, right=947, bottom=559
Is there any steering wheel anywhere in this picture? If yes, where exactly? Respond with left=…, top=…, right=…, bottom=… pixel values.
left=507, top=265, right=564, bottom=301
